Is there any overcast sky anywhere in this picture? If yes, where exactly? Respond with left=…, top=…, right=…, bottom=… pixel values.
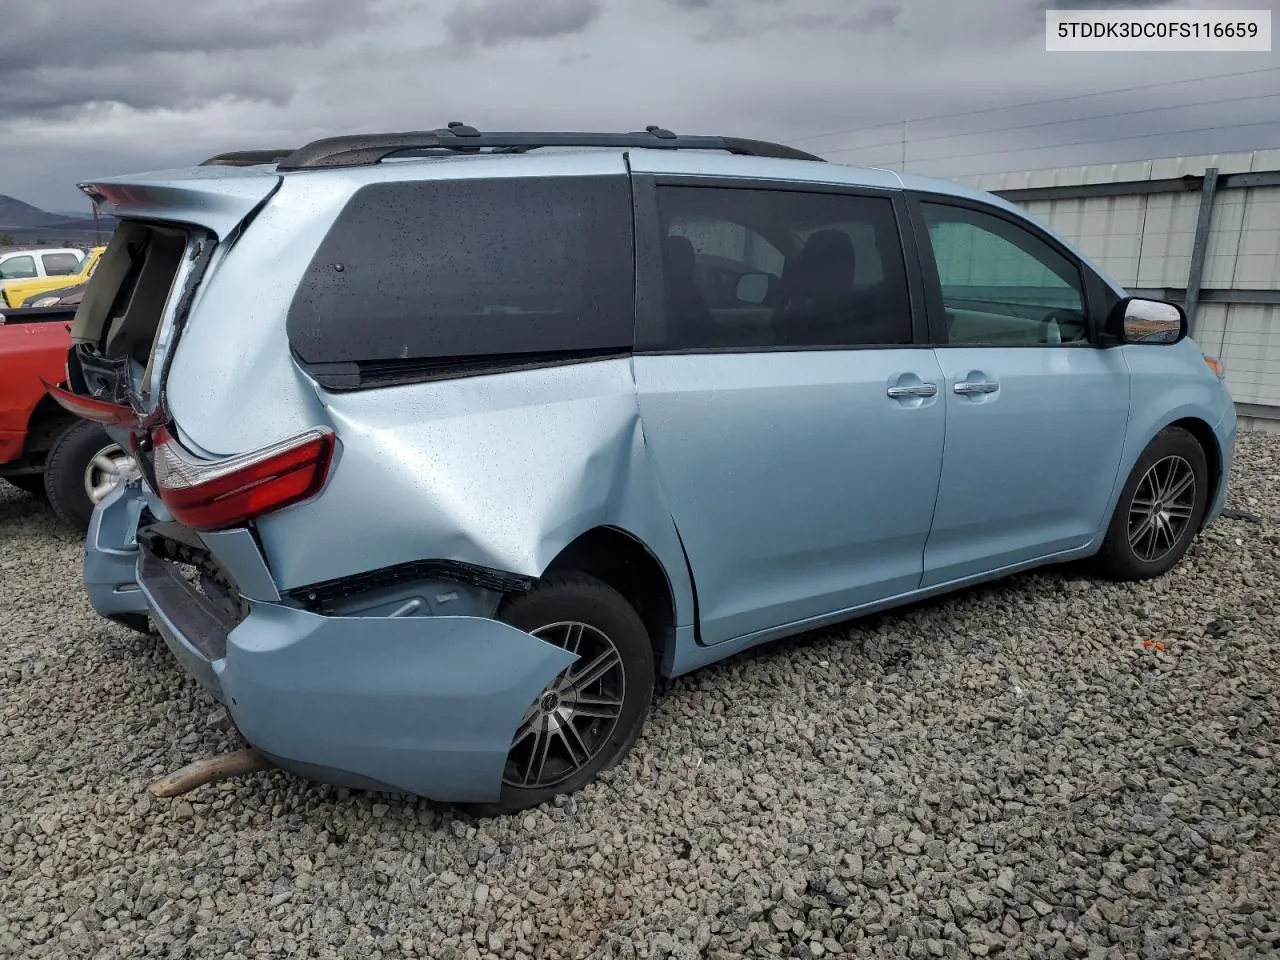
left=2, top=0, right=1278, bottom=211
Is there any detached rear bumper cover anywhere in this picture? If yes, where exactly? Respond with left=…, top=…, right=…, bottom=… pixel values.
left=90, top=489, right=576, bottom=803
left=83, top=482, right=150, bottom=619
left=219, top=601, right=574, bottom=802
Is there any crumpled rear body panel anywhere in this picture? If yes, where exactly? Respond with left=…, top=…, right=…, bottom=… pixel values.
left=253, top=357, right=697, bottom=632
left=217, top=602, right=577, bottom=802
left=96, top=498, right=583, bottom=803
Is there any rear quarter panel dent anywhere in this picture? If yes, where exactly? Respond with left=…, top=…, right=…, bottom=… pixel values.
left=253, top=358, right=696, bottom=628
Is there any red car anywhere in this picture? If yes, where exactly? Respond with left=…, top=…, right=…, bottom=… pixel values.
left=0, top=305, right=136, bottom=528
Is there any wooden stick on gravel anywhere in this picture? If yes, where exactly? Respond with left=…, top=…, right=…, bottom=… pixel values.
left=149, top=748, right=274, bottom=798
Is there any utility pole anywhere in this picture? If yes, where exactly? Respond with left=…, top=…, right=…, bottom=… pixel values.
left=900, top=119, right=908, bottom=174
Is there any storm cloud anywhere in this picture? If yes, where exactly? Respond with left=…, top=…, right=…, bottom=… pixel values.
left=0, top=0, right=362, bottom=70
left=691, top=2, right=900, bottom=42
left=444, top=0, right=602, bottom=46
left=1, top=0, right=1275, bottom=212
left=0, top=0, right=370, bottom=117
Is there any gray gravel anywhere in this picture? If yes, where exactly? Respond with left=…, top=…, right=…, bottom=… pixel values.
left=3, top=433, right=1280, bottom=960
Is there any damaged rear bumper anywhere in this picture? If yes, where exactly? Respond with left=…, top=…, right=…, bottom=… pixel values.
left=85, top=486, right=576, bottom=803
left=84, top=482, right=150, bottom=623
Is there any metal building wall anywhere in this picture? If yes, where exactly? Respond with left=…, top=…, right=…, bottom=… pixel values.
left=960, top=150, right=1280, bottom=426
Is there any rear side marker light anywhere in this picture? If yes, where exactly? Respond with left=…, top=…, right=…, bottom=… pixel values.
left=152, top=426, right=336, bottom=531
left=42, top=379, right=138, bottom=427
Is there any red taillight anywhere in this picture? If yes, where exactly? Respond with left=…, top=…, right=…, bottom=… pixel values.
left=42, top=379, right=138, bottom=427
left=152, top=425, right=336, bottom=531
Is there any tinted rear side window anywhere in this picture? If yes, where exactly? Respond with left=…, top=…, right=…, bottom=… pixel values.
left=287, top=175, right=635, bottom=380
left=642, top=186, right=912, bottom=352
left=42, top=252, right=82, bottom=276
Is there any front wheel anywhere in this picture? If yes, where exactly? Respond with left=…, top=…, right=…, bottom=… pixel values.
left=473, top=574, right=655, bottom=815
left=1095, top=426, right=1209, bottom=581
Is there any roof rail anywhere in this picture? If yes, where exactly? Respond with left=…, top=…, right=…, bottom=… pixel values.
left=273, top=123, right=824, bottom=170
left=201, top=149, right=297, bottom=167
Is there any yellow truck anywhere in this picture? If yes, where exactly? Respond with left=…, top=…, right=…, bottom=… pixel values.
left=1, top=246, right=105, bottom=308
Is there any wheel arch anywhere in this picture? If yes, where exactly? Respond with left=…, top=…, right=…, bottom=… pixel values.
left=1106, top=399, right=1227, bottom=542
left=1166, top=415, right=1223, bottom=528
left=542, top=525, right=690, bottom=677
left=20, top=394, right=77, bottom=459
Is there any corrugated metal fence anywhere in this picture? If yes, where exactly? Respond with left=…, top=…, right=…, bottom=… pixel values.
left=963, top=150, right=1280, bottom=428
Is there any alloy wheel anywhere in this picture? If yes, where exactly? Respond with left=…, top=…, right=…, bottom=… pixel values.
left=1127, top=454, right=1197, bottom=563
left=82, top=443, right=139, bottom=504
left=502, top=621, right=626, bottom=790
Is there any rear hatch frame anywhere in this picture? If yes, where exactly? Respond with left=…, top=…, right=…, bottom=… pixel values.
left=59, top=165, right=283, bottom=473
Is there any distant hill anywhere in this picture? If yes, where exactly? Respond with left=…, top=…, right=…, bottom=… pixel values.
left=0, top=193, right=116, bottom=249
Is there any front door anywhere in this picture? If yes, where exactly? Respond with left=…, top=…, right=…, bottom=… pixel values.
left=912, top=196, right=1131, bottom=587
left=632, top=180, right=947, bottom=645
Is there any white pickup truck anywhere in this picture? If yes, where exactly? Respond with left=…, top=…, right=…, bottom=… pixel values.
left=0, top=247, right=86, bottom=300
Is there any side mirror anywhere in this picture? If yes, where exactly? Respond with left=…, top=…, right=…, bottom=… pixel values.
left=735, top=272, right=771, bottom=305
left=1106, top=296, right=1187, bottom=345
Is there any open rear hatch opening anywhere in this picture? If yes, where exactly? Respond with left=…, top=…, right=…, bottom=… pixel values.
left=67, top=220, right=208, bottom=410
left=40, top=220, right=214, bottom=497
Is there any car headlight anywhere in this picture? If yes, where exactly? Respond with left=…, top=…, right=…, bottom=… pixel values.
left=29, top=295, right=61, bottom=308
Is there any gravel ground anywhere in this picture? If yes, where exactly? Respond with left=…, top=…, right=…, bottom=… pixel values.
left=2, top=434, right=1279, bottom=960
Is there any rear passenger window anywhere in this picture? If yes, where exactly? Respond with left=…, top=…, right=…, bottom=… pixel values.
left=645, top=186, right=912, bottom=351
left=42, top=253, right=81, bottom=276
left=287, top=176, right=635, bottom=379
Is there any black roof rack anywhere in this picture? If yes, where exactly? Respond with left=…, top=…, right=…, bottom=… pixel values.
left=201, top=149, right=297, bottom=167
left=271, top=123, right=823, bottom=171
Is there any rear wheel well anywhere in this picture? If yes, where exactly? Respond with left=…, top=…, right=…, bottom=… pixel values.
left=543, top=528, right=675, bottom=673
left=1168, top=417, right=1222, bottom=524
left=21, top=396, right=76, bottom=459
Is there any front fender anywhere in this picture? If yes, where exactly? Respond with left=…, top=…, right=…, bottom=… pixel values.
left=1101, top=340, right=1234, bottom=530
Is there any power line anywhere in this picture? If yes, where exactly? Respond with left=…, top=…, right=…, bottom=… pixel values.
left=820, top=89, right=1280, bottom=158
left=787, top=64, right=1280, bottom=145
left=851, top=117, right=1280, bottom=170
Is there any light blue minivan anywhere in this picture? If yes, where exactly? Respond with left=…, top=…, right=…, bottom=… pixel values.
left=53, top=126, right=1236, bottom=813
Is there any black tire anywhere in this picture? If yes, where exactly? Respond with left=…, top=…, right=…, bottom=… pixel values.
left=3, top=474, right=47, bottom=499
left=1095, top=426, right=1209, bottom=582
left=471, top=574, right=655, bottom=816
left=44, top=419, right=119, bottom=531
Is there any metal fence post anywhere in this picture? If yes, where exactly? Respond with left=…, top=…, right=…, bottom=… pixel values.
left=1184, top=167, right=1219, bottom=336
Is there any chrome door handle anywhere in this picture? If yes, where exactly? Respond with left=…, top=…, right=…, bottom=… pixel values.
left=954, top=380, right=999, bottom=395
left=887, top=383, right=938, bottom=399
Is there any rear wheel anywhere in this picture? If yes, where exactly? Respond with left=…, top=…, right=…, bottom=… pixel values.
left=1095, top=426, right=1208, bottom=581
left=44, top=420, right=137, bottom=531
left=473, top=574, right=655, bottom=815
